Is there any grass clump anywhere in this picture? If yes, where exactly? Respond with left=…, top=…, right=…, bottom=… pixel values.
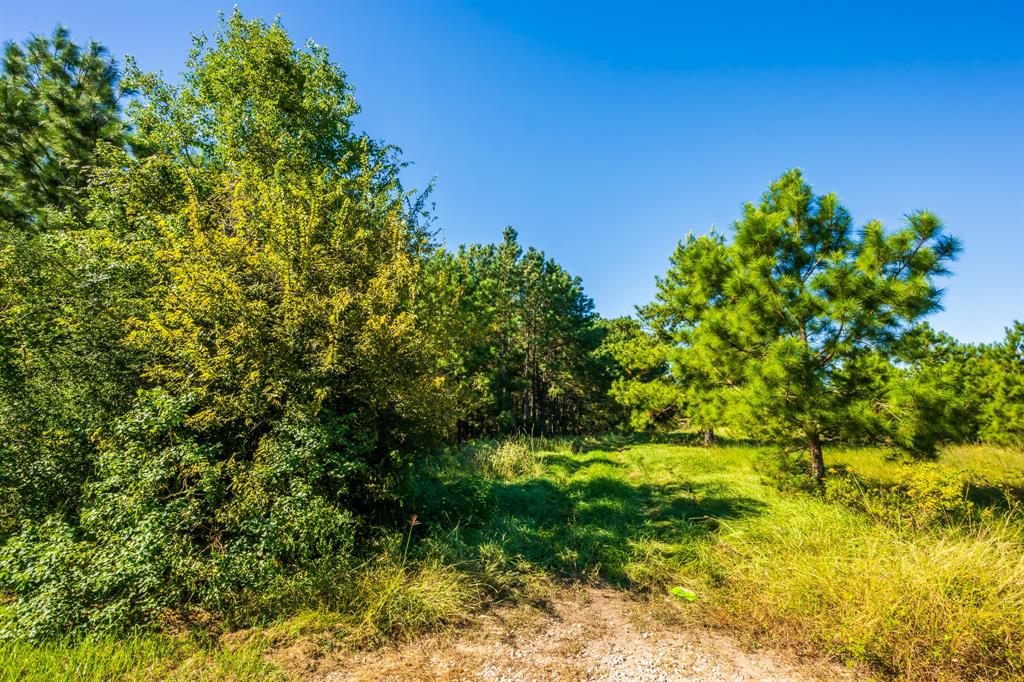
left=472, top=438, right=545, bottom=480
left=342, top=547, right=479, bottom=644
left=696, top=499, right=1024, bottom=679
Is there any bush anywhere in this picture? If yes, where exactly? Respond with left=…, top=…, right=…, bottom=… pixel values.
left=0, top=12, right=452, bottom=640
left=0, top=390, right=366, bottom=640
left=822, top=464, right=1019, bottom=530
left=403, top=451, right=494, bottom=529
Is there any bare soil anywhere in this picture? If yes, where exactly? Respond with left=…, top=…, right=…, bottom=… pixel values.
left=274, top=587, right=860, bottom=681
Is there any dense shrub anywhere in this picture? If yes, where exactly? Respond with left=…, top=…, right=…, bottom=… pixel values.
left=0, top=12, right=450, bottom=638
left=402, top=452, right=494, bottom=529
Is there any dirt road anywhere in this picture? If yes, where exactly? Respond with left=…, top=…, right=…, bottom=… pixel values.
left=278, top=587, right=858, bottom=682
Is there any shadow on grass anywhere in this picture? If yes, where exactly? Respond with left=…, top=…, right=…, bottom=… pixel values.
left=542, top=454, right=623, bottom=475
left=472, top=471, right=764, bottom=588
left=968, top=483, right=1024, bottom=511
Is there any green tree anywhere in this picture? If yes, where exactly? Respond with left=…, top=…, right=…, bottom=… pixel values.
left=980, top=322, right=1024, bottom=446
left=649, top=170, right=959, bottom=479
left=0, top=11, right=453, bottom=637
left=889, top=324, right=989, bottom=444
left=0, top=27, right=134, bottom=534
left=601, top=316, right=684, bottom=431
left=640, top=230, right=736, bottom=443
left=429, top=227, right=609, bottom=436
left=1, top=26, right=127, bottom=230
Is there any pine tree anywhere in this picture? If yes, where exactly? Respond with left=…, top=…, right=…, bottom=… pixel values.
left=0, top=27, right=133, bottom=533
left=640, top=230, right=735, bottom=441
left=430, top=227, right=608, bottom=435
left=601, top=316, right=685, bottom=430
left=1, top=26, right=127, bottom=230
left=980, top=322, right=1024, bottom=446
left=650, top=170, right=959, bottom=479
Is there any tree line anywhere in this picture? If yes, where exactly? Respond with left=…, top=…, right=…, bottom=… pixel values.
left=0, top=13, right=1020, bottom=638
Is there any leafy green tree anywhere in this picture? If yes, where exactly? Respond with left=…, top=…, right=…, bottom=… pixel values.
left=648, top=170, right=959, bottom=479
left=0, top=27, right=134, bottom=534
left=0, top=11, right=453, bottom=637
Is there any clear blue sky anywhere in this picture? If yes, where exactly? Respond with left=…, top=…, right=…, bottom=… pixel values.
left=4, top=1, right=1023, bottom=343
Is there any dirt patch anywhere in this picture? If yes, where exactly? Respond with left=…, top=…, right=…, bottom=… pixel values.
left=275, top=587, right=858, bottom=681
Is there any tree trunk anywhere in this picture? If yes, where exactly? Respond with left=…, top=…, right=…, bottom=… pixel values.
left=703, top=426, right=715, bottom=446
left=808, top=433, right=825, bottom=482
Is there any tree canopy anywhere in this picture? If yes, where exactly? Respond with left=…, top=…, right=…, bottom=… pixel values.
left=641, top=169, right=961, bottom=478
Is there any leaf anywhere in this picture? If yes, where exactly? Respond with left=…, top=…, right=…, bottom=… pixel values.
left=670, top=585, right=698, bottom=602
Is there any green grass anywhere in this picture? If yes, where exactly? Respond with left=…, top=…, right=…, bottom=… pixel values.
left=829, top=442, right=1024, bottom=484
left=427, top=437, right=1024, bottom=679
left=0, top=634, right=283, bottom=681
left=0, top=538, right=475, bottom=681
left=5, top=438, right=1023, bottom=680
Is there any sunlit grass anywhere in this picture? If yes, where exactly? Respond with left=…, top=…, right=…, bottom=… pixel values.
left=0, top=634, right=283, bottom=682
left=829, top=442, right=1024, bottom=484
left=5, top=438, right=1021, bottom=680
left=690, top=488, right=1024, bottom=679
left=453, top=438, right=1024, bottom=679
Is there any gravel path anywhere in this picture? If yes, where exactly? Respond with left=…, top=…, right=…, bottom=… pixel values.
left=293, top=587, right=857, bottom=682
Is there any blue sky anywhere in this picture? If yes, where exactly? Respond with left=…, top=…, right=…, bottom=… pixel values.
left=4, top=1, right=1023, bottom=343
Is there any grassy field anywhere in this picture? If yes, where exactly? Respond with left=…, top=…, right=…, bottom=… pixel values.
left=3, top=438, right=1022, bottom=680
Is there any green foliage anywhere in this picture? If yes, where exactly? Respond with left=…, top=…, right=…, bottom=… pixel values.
left=638, top=170, right=961, bottom=477
left=5, top=431, right=1023, bottom=680
left=823, top=466, right=979, bottom=530
left=1, top=26, right=128, bottom=230
left=980, top=322, right=1024, bottom=446
left=599, top=317, right=684, bottom=430
left=473, top=439, right=543, bottom=480
left=698, top=490, right=1024, bottom=680
left=0, top=11, right=625, bottom=640
left=427, top=228, right=614, bottom=436
left=0, top=27, right=139, bottom=537
left=0, top=633, right=284, bottom=682
left=640, top=230, right=735, bottom=438
left=402, top=450, right=494, bottom=529
left=0, top=11, right=455, bottom=639
left=893, top=321, right=1024, bottom=448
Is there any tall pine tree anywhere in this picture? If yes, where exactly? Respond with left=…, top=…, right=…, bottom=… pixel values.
left=649, top=170, right=959, bottom=479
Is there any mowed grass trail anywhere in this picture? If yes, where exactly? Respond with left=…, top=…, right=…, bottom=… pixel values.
left=3, top=440, right=1022, bottom=680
